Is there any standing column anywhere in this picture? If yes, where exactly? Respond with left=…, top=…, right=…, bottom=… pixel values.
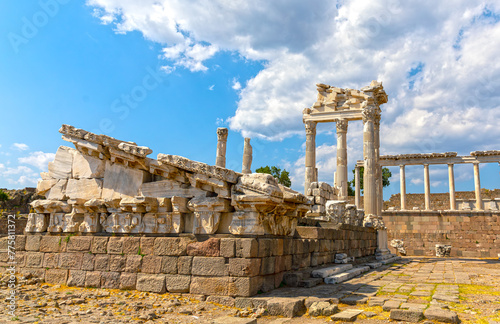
left=400, top=165, right=406, bottom=210
left=335, top=119, right=348, bottom=200
left=242, top=138, right=252, bottom=174
left=448, top=163, right=456, bottom=210
left=473, top=163, right=483, bottom=210
left=215, top=128, right=228, bottom=168
left=424, top=164, right=431, bottom=210
left=374, top=119, right=383, bottom=215
left=304, top=121, right=317, bottom=195
left=362, top=107, right=379, bottom=216
left=355, top=165, right=360, bottom=208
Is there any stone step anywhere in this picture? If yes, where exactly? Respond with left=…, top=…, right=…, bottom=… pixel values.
left=298, top=277, right=323, bottom=288
left=366, top=262, right=382, bottom=269
left=311, top=264, right=353, bottom=278
left=324, top=266, right=370, bottom=284
left=381, top=256, right=402, bottom=265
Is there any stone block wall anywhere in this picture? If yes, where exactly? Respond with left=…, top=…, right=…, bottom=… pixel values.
left=0, top=225, right=376, bottom=297
left=383, top=211, right=500, bottom=258
left=384, top=189, right=500, bottom=210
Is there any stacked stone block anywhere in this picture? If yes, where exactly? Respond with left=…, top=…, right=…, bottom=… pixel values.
left=306, top=182, right=336, bottom=216
left=383, top=211, right=500, bottom=258
left=0, top=225, right=377, bottom=297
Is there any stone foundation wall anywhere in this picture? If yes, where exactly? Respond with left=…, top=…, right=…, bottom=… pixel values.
left=0, top=225, right=376, bottom=297
left=383, top=211, right=500, bottom=258
left=385, top=189, right=500, bottom=210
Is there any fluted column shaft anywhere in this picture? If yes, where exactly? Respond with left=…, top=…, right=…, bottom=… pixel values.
left=362, top=107, right=380, bottom=216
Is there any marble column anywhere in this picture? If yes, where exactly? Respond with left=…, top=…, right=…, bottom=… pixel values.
left=335, top=119, right=348, bottom=200
left=362, top=107, right=379, bottom=216
left=473, top=163, right=483, bottom=210
left=448, top=163, right=456, bottom=210
left=374, top=119, right=383, bottom=215
left=354, top=166, right=360, bottom=208
left=242, top=138, right=252, bottom=174
left=424, top=164, right=431, bottom=210
left=400, top=165, right=406, bottom=210
left=304, top=121, right=317, bottom=194
left=215, top=128, right=228, bottom=168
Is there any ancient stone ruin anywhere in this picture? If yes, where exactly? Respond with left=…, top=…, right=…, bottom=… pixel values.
left=11, top=81, right=401, bottom=297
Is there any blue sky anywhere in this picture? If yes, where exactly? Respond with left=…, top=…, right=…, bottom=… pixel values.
left=1, top=0, right=499, bottom=200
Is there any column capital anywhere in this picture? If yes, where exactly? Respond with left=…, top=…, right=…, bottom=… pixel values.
left=305, top=120, right=317, bottom=135
left=361, top=106, right=381, bottom=123
left=216, top=127, right=228, bottom=140
left=447, top=163, right=454, bottom=167
left=336, top=119, right=348, bottom=133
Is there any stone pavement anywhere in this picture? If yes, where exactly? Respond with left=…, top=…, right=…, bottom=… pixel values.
left=1, top=256, right=500, bottom=323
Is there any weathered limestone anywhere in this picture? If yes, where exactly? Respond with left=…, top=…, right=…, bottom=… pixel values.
left=242, top=138, right=252, bottom=174
left=72, top=152, right=105, bottom=179
left=102, top=161, right=149, bottom=200
left=188, top=197, right=231, bottom=234
left=48, top=146, right=76, bottom=179
left=65, top=178, right=103, bottom=200
left=216, top=128, right=228, bottom=168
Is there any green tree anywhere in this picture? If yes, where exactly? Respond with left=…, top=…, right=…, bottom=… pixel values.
left=0, top=190, right=9, bottom=203
left=347, top=166, right=392, bottom=196
left=255, top=165, right=292, bottom=187
left=0, top=189, right=10, bottom=206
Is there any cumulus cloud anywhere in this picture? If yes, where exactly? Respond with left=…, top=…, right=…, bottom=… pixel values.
left=87, top=1, right=500, bottom=191
left=18, top=151, right=56, bottom=170
left=12, top=143, right=29, bottom=151
left=231, top=78, right=242, bottom=90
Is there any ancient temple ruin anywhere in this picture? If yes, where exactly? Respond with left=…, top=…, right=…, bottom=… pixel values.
left=28, top=124, right=310, bottom=237
left=12, top=81, right=402, bottom=297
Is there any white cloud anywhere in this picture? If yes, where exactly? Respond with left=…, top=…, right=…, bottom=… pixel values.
left=12, top=143, right=29, bottom=151
left=208, top=84, right=215, bottom=91
left=87, top=1, right=500, bottom=156
left=231, top=78, right=241, bottom=90
left=18, top=151, right=55, bottom=170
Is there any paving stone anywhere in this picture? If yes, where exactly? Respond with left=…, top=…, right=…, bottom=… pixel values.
left=341, top=294, right=368, bottom=305
left=298, top=277, right=323, bottom=288
left=383, top=299, right=402, bottom=311
left=331, top=309, right=363, bottom=322
left=432, top=294, right=459, bottom=303
left=390, top=309, right=424, bottom=322
left=411, top=290, right=432, bottom=297
left=324, top=266, right=369, bottom=284
left=368, top=297, right=388, bottom=306
left=400, top=302, right=427, bottom=311
left=424, top=307, right=459, bottom=323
